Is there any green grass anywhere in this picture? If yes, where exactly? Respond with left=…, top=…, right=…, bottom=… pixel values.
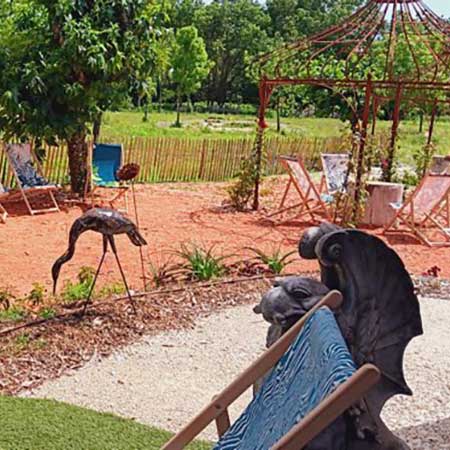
left=0, top=396, right=211, bottom=450
left=100, top=110, right=450, bottom=165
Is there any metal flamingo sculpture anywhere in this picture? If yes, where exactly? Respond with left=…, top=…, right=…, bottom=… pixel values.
left=52, top=208, right=147, bottom=314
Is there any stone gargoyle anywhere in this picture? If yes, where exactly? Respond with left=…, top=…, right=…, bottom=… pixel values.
left=254, top=222, right=423, bottom=450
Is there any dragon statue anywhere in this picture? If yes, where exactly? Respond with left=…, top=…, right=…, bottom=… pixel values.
left=254, top=222, right=423, bottom=449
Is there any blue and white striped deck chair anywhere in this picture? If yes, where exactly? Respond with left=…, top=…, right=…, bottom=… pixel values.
left=91, top=143, right=128, bottom=211
left=163, top=292, right=380, bottom=450
left=4, top=143, right=60, bottom=216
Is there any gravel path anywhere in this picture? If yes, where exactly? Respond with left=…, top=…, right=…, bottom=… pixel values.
left=24, top=298, right=450, bottom=448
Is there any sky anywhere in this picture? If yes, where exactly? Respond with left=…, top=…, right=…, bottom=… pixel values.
left=424, top=0, right=450, bottom=17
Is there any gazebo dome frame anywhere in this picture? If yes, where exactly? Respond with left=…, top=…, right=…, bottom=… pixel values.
left=253, top=0, right=450, bottom=210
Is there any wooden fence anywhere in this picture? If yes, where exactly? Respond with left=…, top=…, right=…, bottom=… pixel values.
left=0, top=135, right=345, bottom=188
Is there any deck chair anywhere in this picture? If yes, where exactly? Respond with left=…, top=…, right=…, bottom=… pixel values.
left=429, top=155, right=450, bottom=175
left=0, top=182, right=8, bottom=223
left=320, top=153, right=350, bottom=195
left=268, top=155, right=332, bottom=223
left=4, top=143, right=59, bottom=216
left=384, top=173, right=450, bottom=246
left=90, top=143, right=128, bottom=211
left=162, top=291, right=380, bottom=450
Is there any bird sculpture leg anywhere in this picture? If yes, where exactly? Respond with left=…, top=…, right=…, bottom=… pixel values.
left=80, top=235, right=109, bottom=316
left=107, top=235, right=137, bottom=314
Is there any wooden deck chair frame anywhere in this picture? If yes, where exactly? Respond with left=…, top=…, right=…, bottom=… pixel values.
left=384, top=173, right=450, bottom=247
left=87, top=142, right=129, bottom=212
left=162, top=291, right=380, bottom=450
left=268, top=155, right=332, bottom=224
left=3, top=143, right=60, bottom=216
left=0, top=200, right=7, bottom=223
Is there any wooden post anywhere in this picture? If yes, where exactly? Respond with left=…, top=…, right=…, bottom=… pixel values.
left=384, top=82, right=403, bottom=181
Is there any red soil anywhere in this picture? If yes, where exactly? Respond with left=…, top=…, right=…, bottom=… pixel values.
left=0, top=177, right=448, bottom=297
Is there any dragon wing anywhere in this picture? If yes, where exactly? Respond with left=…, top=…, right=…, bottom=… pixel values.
left=314, top=229, right=423, bottom=418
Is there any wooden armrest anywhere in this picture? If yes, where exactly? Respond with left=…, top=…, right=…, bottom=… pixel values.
left=161, top=290, right=343, bottom=450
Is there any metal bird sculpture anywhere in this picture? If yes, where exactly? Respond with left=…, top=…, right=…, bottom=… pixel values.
left=52, top=208, right=147, bottom=314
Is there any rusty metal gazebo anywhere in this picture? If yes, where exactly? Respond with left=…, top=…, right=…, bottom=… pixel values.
left=253, top=0, right=450, bottom=210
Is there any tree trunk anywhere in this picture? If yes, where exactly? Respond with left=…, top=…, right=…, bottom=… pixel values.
left=67, top=130, right=89, bottom=196
left=158, top=76, right=163, bottom=113
left=93, top=112, right=102, bottom=144
left=419, top=111, right=423, bottom=134
left=176, top=93, right=181, bottom=127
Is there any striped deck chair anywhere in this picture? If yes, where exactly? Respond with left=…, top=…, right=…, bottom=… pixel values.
left=268, top=156, right=332, bottom=224
left=384, top=173, right=450, bottom=247
left=90, top=143, right=129, bottom=211
left=320, top=153, right=350, bottom=195
left=4, top=143, right=59, bottom=216
left=0, top=182, right=8, bottom=223
left=162, top=292, right=380, bottom=450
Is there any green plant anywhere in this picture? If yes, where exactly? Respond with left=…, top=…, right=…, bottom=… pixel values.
left=414, top=142, right=434, bottom=179
left=27, top=283, right=46, bottom=306
left=148, top=258, right=183, bottom=288
left=0, top=306, right=27, bottom=323
left=227, top=157, right=256, bottom=211
left=39, top=307, right=56, bottom=320
left=60, top=266, right=95, bottom=304
left=14, top=333, right=31, bottom=350
left=0, top=286, right=15, bottom=311
left=247, top=247, right=296, bottom=275
left=178, top=244, right=229, bottom=281
left=98, top=282, right=126, bottom=298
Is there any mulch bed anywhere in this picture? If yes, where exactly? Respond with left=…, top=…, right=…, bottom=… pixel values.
left=0, top=278, right=272, bottom=396
left=1, top=271, right=448, bottom=397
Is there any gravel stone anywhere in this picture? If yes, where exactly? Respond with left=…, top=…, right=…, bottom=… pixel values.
left=24, top=298, right=450, bottom=447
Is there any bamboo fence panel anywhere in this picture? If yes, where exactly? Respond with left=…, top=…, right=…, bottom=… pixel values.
left=0, top=135, right=358, bottom=188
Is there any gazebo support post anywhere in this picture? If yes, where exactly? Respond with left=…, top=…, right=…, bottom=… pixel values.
left=384, top=82, right=403, bottom=181
left=371, top=96, right=379, bottom=136
left=353, top=77, right=372, bottom=222
left=253, top=78, right=273, bottom=210
left=427, top=99, right=438, bottom=146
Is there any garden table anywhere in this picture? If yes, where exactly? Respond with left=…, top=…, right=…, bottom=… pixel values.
left=362, top=181, right=404, bottom=227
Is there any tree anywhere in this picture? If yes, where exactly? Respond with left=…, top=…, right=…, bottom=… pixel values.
left=171, top=26, right=211, bottom=127
left=194, top=0, right=271, bottom=106
left=0, top=0, right=160, bottom=195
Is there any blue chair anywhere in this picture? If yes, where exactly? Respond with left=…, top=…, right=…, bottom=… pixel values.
left=163, top=292, right=380, bottom=450
left=91, top=143, right=129, bottom=210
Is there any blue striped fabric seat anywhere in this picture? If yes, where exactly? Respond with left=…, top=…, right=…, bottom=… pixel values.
left=214, top=307, right=356, bottom=450
left=92, top=144, right=123, bottom=187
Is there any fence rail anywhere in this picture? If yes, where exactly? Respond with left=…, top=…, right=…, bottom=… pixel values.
left=0, top=135, right=346, bottom=188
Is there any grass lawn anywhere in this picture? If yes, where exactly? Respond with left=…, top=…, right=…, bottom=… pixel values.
left=0, top=396, right=211, bottom=450
left=101, top=110, right=450, bottom=165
